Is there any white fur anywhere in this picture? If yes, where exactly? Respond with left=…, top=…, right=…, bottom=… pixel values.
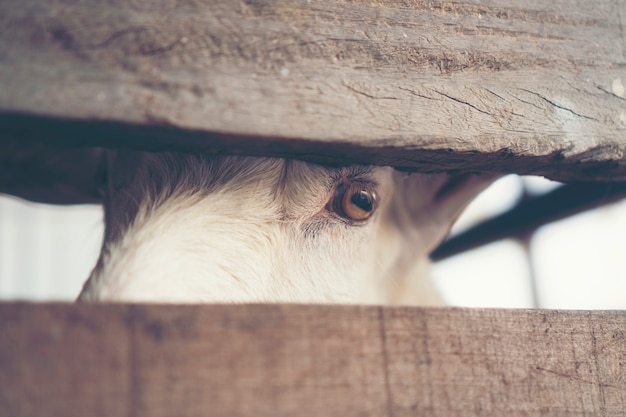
left=80, top=152, right=494, bottom=304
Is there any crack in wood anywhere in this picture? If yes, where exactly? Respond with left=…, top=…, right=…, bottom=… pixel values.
left=510, top=93, right=547, bottom=112
left=534, top=367, right=624, bottom=391
left=432, top=90, right=493, bottom=116
left=589, top=313, right=609, bottom=412
left=397, top=86, right=437, bottom=100
left=127, top=306, right=140, bottom=417
left=484, top=88, right=506, bottom=101
left=343, top=81, right=399, bottom=101
left=520, top=89, right=599, bottom=121
left=597, top=85, right=626, bottom=102
left=618, top=0, right=626, bottom=60
left=378, top=307, right=394, bottom=417
left=84, top=27, right=149, bottom=51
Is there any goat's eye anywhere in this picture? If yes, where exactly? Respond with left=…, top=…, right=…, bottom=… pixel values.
left=330, top=184, right=378, bottom=222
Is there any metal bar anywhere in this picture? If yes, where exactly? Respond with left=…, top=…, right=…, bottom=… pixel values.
left=431, top=182, right=626, bottom=261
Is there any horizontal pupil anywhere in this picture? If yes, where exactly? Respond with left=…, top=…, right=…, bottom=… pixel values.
left=350, top=191, right=373, bottom=212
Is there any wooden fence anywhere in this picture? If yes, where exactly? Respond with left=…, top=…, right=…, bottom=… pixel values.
left=1, top=303, right=625, bottom=417
left=0, top=1, right=625, bottom=415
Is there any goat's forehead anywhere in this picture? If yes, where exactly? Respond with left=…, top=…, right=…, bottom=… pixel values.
left=281, top=160, right=381, bottom=189
left=136, top=153, right=383, bottom=191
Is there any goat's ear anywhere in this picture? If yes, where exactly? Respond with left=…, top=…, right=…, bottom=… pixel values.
left=389, top=171, right=500, bottom=255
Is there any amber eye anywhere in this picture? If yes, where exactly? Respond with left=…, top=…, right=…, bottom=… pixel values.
left=331, top=184, right=378, bottom=222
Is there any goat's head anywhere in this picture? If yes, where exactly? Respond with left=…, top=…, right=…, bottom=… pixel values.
left=79, top=150, right=495, bottom=304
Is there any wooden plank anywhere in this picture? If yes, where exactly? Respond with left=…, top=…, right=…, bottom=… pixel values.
left=0, top=0, right=625, bottom=184
left=0, top=303, right=624, bottom=416
left=0, top=304, right=131, bottom=416
left=0, top=141, right=104, bottom=204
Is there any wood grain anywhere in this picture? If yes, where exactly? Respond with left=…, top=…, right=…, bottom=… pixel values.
left=0, top=0, right=625, bottom=193
left=0, top=303, right=624, bottom=416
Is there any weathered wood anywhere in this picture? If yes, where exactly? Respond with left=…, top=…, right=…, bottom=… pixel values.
left=0, top=303, right=624, bottom=416
left=1, top=0, right=625, bottom=189
left=0, top=141, right=104, bottom=204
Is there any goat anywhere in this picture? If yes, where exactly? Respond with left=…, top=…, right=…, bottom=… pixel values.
left=79, top=150, right=495, bottom=304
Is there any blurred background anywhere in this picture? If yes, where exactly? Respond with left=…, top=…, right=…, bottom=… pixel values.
left=0, top=174, right=624, bottom=309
